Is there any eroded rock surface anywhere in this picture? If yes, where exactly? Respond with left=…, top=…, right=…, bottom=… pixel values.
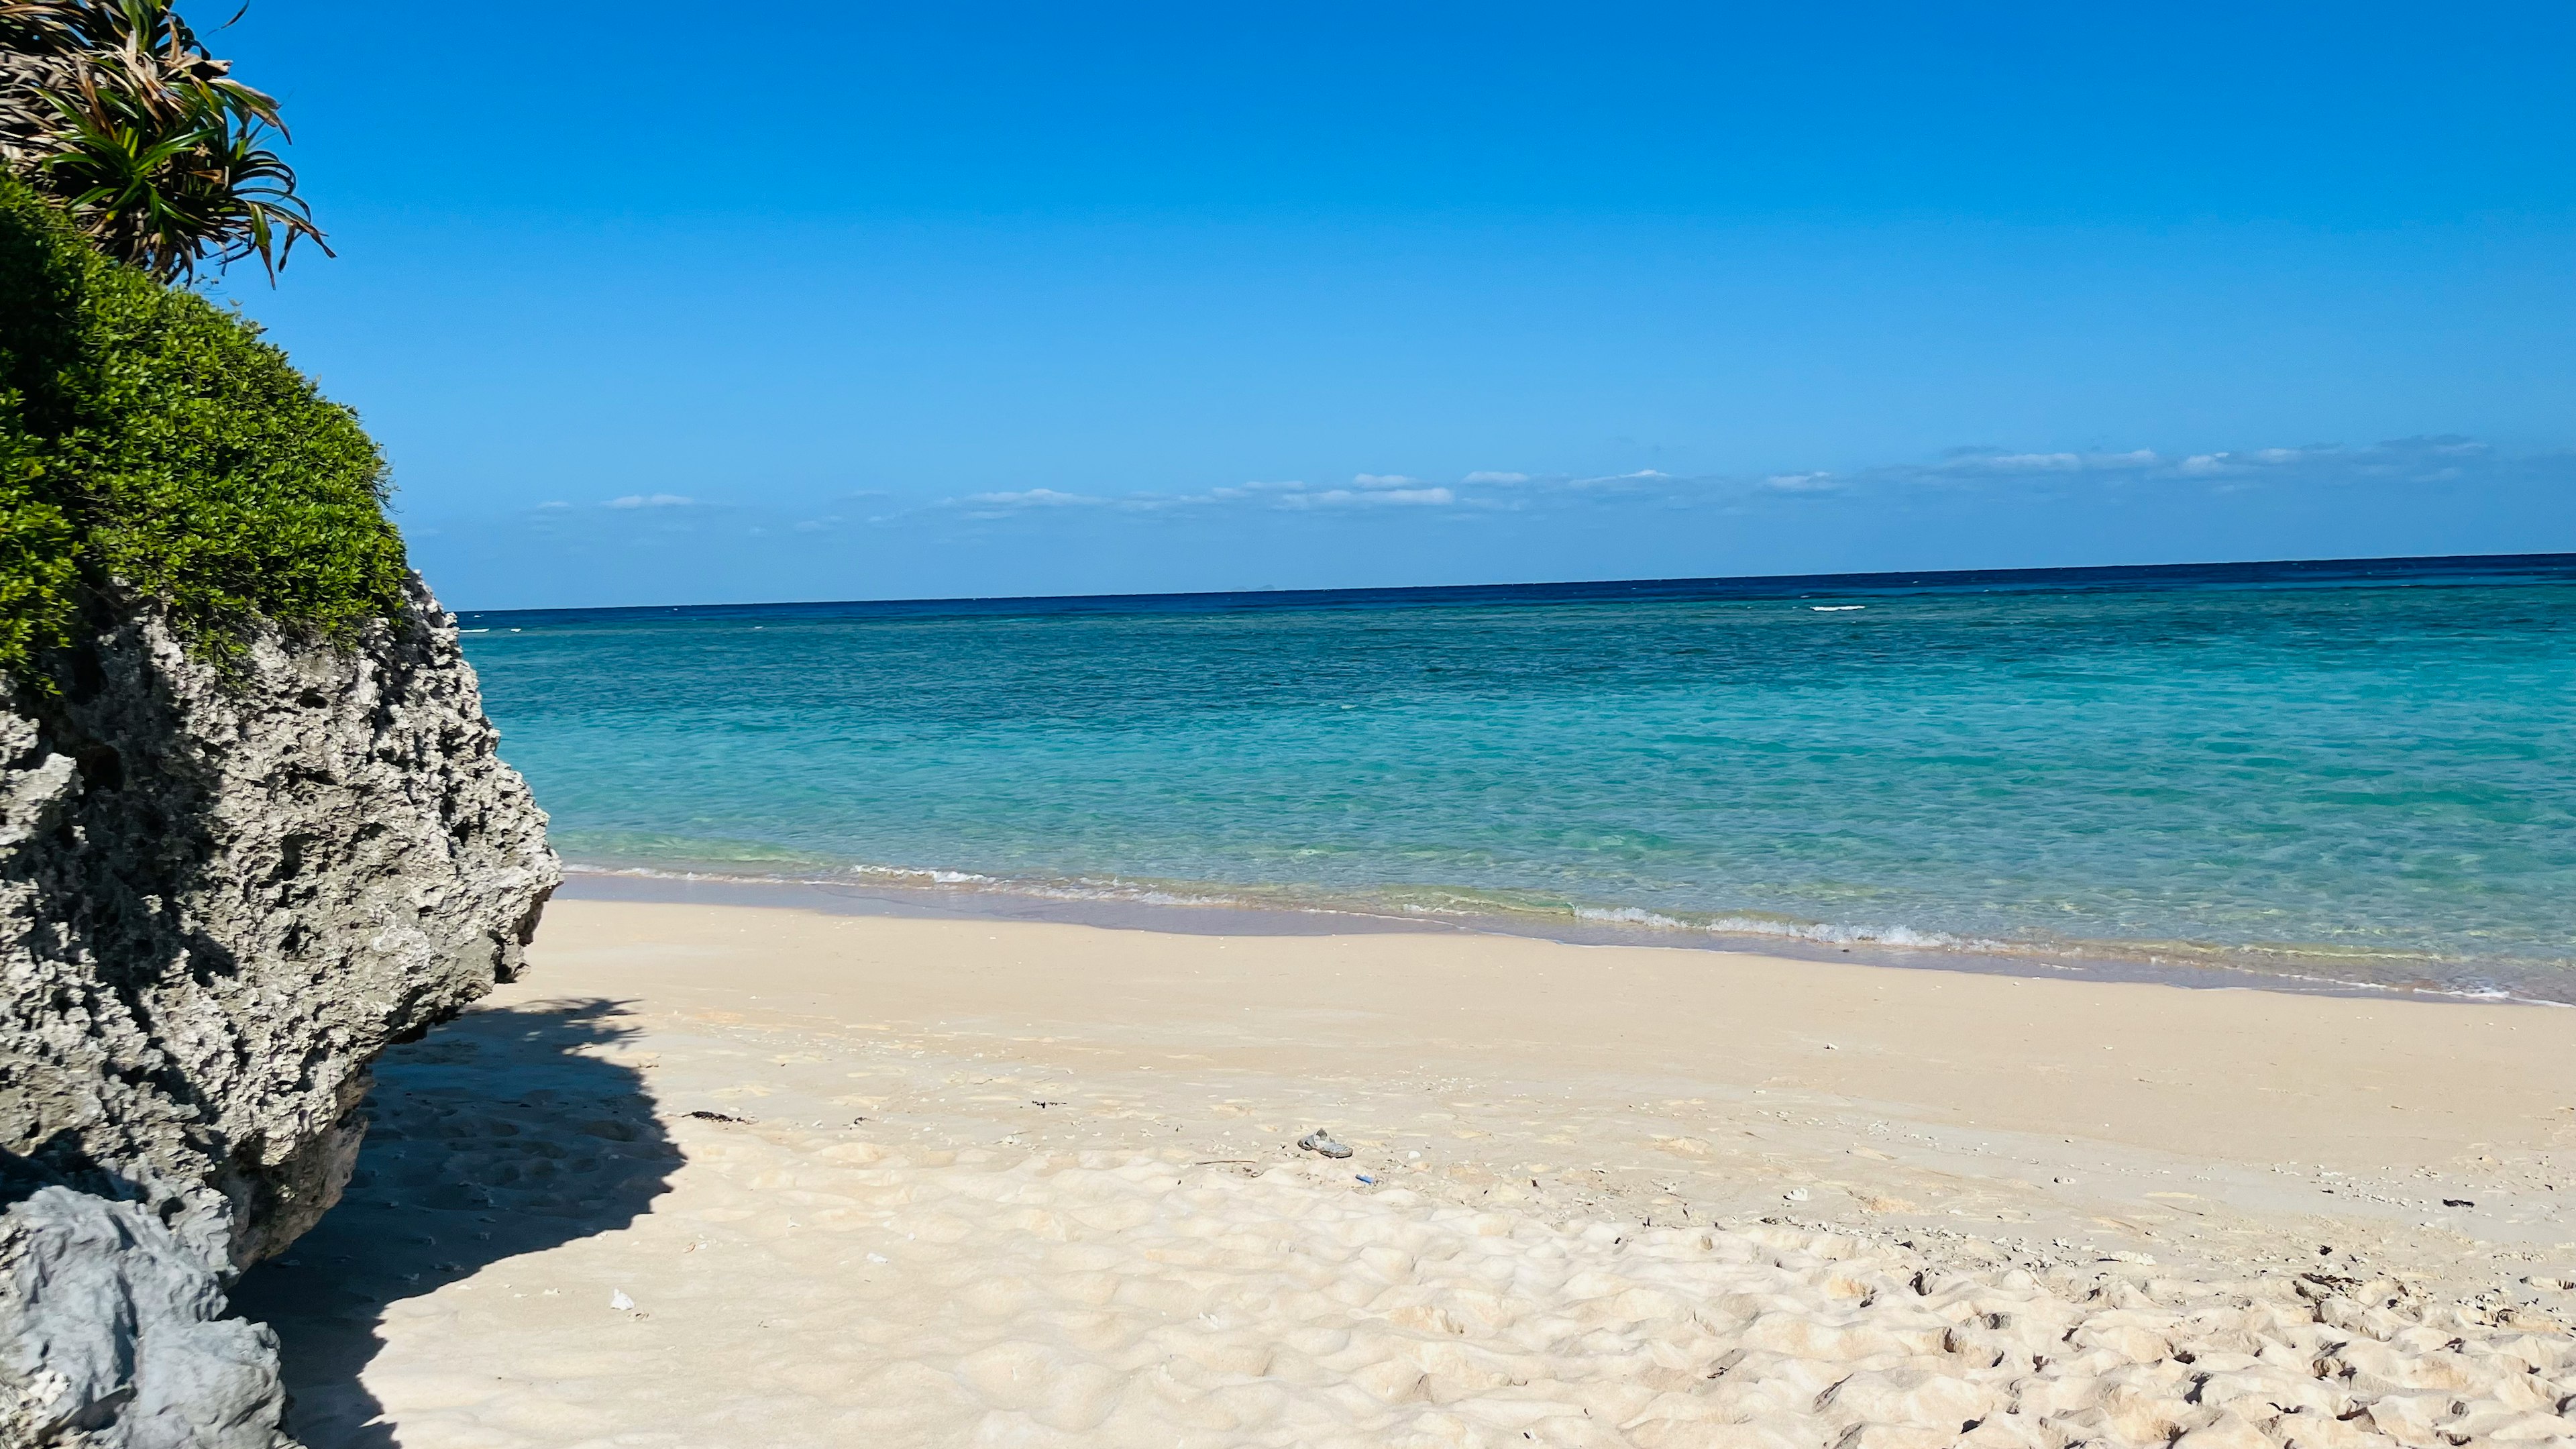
left=0, top=578, right=557, bottom=1446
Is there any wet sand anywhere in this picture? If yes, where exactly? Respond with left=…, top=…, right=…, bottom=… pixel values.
left=239, top=898, right=2576, bottom=1447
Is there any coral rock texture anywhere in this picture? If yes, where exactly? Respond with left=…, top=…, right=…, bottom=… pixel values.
left=0, top=578, right=557, bottom=1446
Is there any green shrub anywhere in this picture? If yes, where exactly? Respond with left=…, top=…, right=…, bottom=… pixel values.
left=0, top=173, right=405, bottom=684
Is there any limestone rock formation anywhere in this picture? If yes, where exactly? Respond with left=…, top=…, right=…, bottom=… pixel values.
left=0, top=578, right=557, bottom=1447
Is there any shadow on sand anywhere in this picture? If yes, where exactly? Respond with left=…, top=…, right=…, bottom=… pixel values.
left=230, top=998, right=678, bottom=1448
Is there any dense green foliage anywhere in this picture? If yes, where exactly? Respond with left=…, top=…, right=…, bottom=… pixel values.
left=2, top=0, right=326, bottom=282
left=0, top=174, right=404, bottom=682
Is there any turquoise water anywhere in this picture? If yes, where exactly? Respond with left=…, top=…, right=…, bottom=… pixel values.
left=460, top=557, right=2576, bottom=1000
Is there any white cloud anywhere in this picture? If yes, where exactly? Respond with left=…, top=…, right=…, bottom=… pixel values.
left=1556, top=469, right=1671, bottom=491
left=962, top=488, right=1107, bottom=508
left=919, top=470, right=1629, bottom=519
left=1280, top=486, right=1456, bottom=509
left=1822, top=436, right=2526, bottom=496
left=888, top=436, right=2531, bottom=532
left=536, top=500, right=571, bottom=510
left=1945, top=451, right=2084, bottom=474
left=606, top=493, right=694, bottom=508
left=1199, top=480, right=1309, bottom=501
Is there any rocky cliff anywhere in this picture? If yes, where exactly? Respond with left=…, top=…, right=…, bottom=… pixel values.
left=0, top=578, right=557, bottom=1448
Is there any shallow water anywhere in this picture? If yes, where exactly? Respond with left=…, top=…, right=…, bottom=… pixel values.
left=460, top=556, right=2576, bottom=1000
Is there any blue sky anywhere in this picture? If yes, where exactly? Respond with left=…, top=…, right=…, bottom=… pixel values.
left=215, top=2, right=2576, bottom=608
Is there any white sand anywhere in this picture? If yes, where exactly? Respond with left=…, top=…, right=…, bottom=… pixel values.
left=239, top=899, right=2576, bottom=1448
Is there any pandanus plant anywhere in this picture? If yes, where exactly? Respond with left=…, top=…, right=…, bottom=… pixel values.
left=0, top=0, right=323, bottom=282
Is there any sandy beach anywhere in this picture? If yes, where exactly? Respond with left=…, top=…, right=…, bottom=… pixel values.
left=235, top=894, right=2576, bottom=1448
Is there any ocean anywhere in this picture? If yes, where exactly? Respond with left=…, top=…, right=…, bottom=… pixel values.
left=458, top=554, right=2576, bottom=1001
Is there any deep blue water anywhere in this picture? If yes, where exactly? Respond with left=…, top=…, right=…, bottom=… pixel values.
left=459, top=554, right=2576, bottom=999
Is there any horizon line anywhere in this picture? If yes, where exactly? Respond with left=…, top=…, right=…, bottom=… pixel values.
left=451, top=549, right=2576, bottom=621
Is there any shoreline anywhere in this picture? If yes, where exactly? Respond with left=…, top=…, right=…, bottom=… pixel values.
left=557, top=863, right=2572, bottom=1007
left=239, top=896, right=2576, bottom=1446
